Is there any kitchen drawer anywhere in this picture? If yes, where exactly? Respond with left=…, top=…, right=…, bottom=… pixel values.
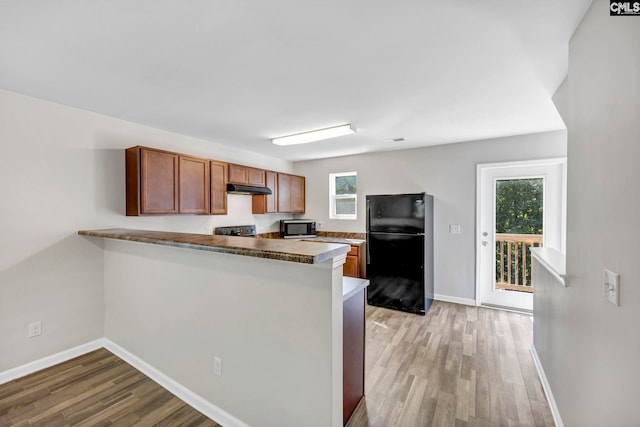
left=347, top=245, right=359, bottom=256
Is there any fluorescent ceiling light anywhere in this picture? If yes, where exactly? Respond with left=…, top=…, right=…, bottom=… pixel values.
left=272, top=124, right=357, bottom=146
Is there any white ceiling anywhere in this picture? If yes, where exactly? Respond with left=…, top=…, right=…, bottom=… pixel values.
left=0, top=0, right=591, bottom=161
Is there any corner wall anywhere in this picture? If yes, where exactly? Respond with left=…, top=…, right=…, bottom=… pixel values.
left=533, top=1, right=640, bottom=426
left=0, top=89, right=292, bottom=372
left=293, top=132, right=566, bottom=301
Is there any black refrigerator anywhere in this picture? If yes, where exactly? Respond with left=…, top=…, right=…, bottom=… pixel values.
left=366, top=193, right=434, bottom=315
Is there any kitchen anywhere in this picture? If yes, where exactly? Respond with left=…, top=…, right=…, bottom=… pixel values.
left=3, top=1, right=639, bottom=427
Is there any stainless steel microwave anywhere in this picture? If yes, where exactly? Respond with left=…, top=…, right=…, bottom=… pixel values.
left=280, top=219, right=317, bottom=239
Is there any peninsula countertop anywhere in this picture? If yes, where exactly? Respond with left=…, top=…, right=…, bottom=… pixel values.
left=78, top=228, right=350, bottom=264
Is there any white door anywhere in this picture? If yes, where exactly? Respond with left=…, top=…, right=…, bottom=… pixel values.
left=477, top=159, right=566, bottom=311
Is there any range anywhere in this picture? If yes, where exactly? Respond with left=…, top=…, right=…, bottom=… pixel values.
left=214, top=225, right=257, bottom=237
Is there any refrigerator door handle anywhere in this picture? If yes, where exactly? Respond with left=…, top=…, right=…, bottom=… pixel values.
left=366, top=198, right=371, bottom=265
left=366, top=238, right=370, bottom=265
left=366, top=199, right=370, bottom=233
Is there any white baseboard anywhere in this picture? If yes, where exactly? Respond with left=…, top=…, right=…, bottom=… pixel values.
left=0, top=339, right=104, bottom=385
left=530, top=345, right=564, bottom=427
left=103, top=339, right=249, bottom=427
left=434, top=294, right=477, bottom=307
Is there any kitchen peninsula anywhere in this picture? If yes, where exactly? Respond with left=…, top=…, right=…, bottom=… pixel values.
left=78, top=228, right=364, bottom=427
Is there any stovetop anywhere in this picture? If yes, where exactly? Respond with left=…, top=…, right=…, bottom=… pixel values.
left=214, top=225, right=257, bottom=237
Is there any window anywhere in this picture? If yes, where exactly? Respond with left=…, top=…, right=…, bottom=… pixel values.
left=329, top=172, right=357, bottom=219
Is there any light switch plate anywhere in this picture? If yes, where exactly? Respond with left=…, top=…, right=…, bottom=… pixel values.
left=603, top=269, right=620, bottom=306
left=449, top=224, right=461, bottom=234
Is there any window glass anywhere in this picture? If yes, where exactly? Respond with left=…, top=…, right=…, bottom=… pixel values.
left=330, top=172, right=357, bottom=219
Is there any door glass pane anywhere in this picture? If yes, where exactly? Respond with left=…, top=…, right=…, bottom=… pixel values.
left=495, top=178, right=543, bottom=293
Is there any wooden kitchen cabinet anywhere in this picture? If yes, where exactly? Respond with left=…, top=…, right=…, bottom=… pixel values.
left=228, top=163, right=266, bottom=187
left=276, top=173, right=306, bottom=214
left=179, top=155, right=210, bottom=214
left=290, top=174, right=305, bottom=213
left=343, top=244, right=366, bottom=278
left=210, top=160, right=228, bottom=215
left=126, top=146, right=179, bottom=215
left=277, top=173, right=291, bottom=212
left=252, top=170, right=278, bottom=214
left=344, top=255, right=359, bottom=278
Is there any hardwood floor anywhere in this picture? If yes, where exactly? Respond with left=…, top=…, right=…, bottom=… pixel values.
left=348, top=301, right=555, bottom=427
left=1, top=301, right=553, bottom=427
left=0, top=349, right=219, bottom=427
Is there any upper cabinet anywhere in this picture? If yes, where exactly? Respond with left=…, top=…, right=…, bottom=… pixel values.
left=290, top=174, right=305, bottom=213
left=252, top=170, right=278, bottom=214
left=210, top=161, right=228, bottom=215
left=179, top=155, right=210, bottom=214
left=228, top=164, right=266, bottom=187
left=126, top=146, right=180, bottom=215
left=125, top=146, right=304, bottom=216
left=276, top=173, right=306, bottom=214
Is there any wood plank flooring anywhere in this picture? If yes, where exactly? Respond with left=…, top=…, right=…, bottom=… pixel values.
left=0, top=349, right=219, bottom=427
left=347, top=301, right=555, bottom=427
left=1, top=301, right=553, bottom=427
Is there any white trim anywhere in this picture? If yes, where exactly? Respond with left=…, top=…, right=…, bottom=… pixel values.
left=434, top=294, right=477, bottom=307
left=531, top=247, right=567, bottom=286
left=0, top=339, right=104, bottom=385
left=530, top=345, right=564, bottom=427
left=1, top=339, right=250, bottom=427
left=329, top=171, right=357, bottom=220
left=103, top=339, right=250, bottom=427
left=475, top=158, right=567, bottom=308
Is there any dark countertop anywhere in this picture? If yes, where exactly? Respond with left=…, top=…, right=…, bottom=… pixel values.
left=78, top=228, right=350, bottom=264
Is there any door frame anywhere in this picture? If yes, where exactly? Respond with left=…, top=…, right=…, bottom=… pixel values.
left=475, top=158, right=567, bottom=309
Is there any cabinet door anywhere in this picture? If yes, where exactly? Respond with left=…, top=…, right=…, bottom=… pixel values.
left=343, top=254, right=359, bottom=278
left=228, top=164, right=249, bottom=184
left=140, top=148, right=179, bottom=214
left=291, top=175, right=305, bottom=213
left=277, top=173, right=291, bottom=213
left=265, top=170, right=278, bottom=212
left=252, top=170, right=277, bottom=214
left=179, top=156, right=210, bottom=214
left=210, top=161, right=228, bottom=215
left=248, top=168, right=266, bottom=187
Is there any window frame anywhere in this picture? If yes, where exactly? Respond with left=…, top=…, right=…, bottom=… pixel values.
left=329, top=171, right=357, bottom=220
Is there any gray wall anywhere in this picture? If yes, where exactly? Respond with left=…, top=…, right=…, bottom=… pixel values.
left=0, top=89, right=291, bottom=372
left=103, top=239, right=343, bottom=427
left=534, top=2, right=640, bottom=426
left=293, top=132, right=567, bottom=301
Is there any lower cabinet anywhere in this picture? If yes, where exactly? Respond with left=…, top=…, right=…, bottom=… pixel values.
left=343, top=286, right=366, bottom=425
left=343, top=244, right=366, bottom=279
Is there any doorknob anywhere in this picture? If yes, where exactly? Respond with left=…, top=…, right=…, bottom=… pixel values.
left=482, top=240, right=488, bottom=246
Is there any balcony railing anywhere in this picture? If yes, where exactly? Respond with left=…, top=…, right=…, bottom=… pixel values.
left=495, top=233, right=543, bottom=293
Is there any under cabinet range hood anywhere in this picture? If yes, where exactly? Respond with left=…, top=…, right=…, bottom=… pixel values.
left=226, top=183, right=272, bottom=195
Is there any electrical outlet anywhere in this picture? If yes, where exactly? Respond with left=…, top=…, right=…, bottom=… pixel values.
left=449, top=224, right=461, bottom=234
left=317, top=221, right=324, bottom=229
left=29, top=321, right=42, bottom=338
left=214, top=356, right=222, bottom=376
left=603, top=269, right=620, bottom=306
